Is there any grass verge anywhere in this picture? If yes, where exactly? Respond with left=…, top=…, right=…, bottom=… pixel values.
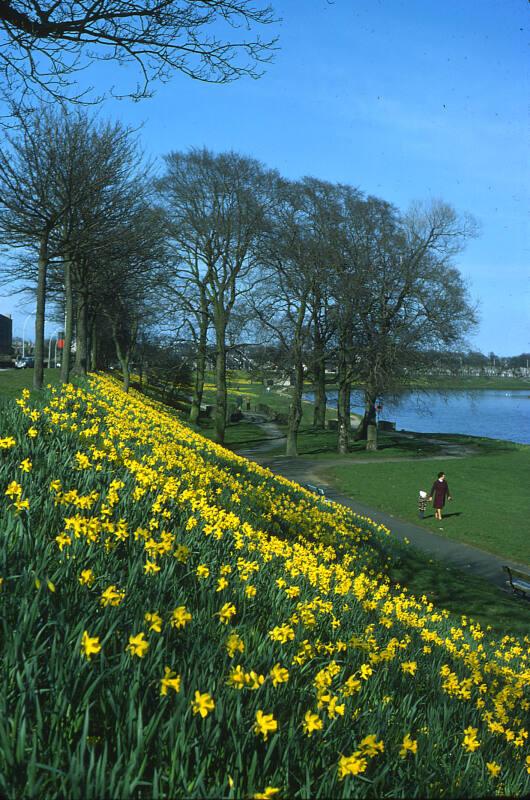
left=321, top=448, right=530, bottom=565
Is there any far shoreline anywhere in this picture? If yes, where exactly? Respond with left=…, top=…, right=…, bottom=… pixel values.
left=307, top=376, right=530, bottom=392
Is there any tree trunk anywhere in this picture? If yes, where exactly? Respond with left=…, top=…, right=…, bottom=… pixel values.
left=366, top=422, right=378, bottom=451
left=87, top=312, right=96, bottom=372
left=337, top=371, right=351, bottom=454
left=363, top=389, right=378, bottom=450
left=60, top=259, right=73, bottom=384
left=312, top=326, right=327, bottom=429
left=109, top=317, right=131, bottom=393
left=336, top=333, right=352, bottom=453
left=90, top=328, right=98, bottom=371
left=121, top=360, right=131, bottom=392
left=33, top=234, right=48, bottom=390
left=189, top=308, right=208, bottom=425
left=286, top=356, right=304, bottom=456
left=73, top=289, right=88, bottom=375
left=214, top=315, right=227, bottom=445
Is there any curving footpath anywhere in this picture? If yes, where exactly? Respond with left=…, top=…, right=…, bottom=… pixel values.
left=235, top=420, right=529, bottom=593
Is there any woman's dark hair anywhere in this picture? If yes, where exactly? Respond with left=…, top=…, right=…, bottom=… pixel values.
left=438, top=471, right=445, bottom=478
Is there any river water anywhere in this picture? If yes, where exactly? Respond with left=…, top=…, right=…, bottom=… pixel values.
left=303, top=389, right=530, bottom=445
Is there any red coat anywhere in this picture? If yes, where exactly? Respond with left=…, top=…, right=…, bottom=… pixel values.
left=430, top=479, right=450, bottom=509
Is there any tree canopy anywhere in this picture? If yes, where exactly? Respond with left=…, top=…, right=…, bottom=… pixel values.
left=0, top=0, right=278, bottom=104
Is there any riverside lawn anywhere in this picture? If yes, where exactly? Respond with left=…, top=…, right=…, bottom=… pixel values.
left=1, top=376, right=529, bottom=799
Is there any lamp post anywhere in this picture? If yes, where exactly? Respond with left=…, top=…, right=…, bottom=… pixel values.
left=47, top=335, right=56, bottom=370
left=21, top=313, right=33, bottom=358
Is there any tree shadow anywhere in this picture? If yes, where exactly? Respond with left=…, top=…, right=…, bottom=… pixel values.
left=386, top=543, right=530, bottom=638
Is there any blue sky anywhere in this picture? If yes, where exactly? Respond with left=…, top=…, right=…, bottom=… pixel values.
left=2, top=0, right=528, bottom=353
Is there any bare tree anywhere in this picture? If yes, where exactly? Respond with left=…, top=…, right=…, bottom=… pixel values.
left=298, top=178, right=344, bottom=431
left=0, top=107, right=80, bottom=388
left=155, top=254, right=213, bottom=425
left=253, top=180, right=323, bottom=456
left=347, top=198, right=479, bottom=450
left=157, top=148, right=275, bottom=444
left=0, top=0, right=278, bottom=105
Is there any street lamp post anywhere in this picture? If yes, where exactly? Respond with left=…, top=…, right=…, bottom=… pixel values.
left=21, top=313, right=33, bottom=358
left=47, top=335, right=56, bottom=370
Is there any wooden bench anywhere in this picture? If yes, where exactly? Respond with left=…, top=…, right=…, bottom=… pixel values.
left=301, top=482, right=326, bottom=498
left=503, top=566, right=530, bottom=599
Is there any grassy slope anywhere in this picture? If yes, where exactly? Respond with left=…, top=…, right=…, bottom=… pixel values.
left=3, top=370, right=528, bottom=637
left=1, top=374, right=528, bottom=799
left=386, top=540, right=530, bottom=639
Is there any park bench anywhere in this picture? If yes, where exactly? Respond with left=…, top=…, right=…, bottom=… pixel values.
left=301, top=482, right=326, bottom=498
left=503, top=565, right=530, bottom=599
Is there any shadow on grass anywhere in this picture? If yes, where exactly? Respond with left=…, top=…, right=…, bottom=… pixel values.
left=294, top=427, right=527, bottom=457
left=387, top=544, right=530, bottom=638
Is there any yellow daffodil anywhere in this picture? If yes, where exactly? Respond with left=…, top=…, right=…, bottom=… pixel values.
left=486, top=761, right=501, bottom=778
left=170, top=606, right=192, bottom=629
left=462, top=726, right=480, bottom=753
left=399, top=734, right=418, bottom=758
left=100, top=585, right=125, bottom=607
left=216, top=602, right=236, bottom=624
left=269, top=663, right=289, bottom=687
left=126, top=632, right=149, bottom=658
left=359, top=735, right=384, bottom=757
left=196, top=564, right=210, bottom=579
left=302, top=711, right=323, bottom=737
left=226, top=632, right=244, bottom=657
left=81, top=631, right=101, bottom=660
left=253, top=788, right=280, bottom=799
left=338, top=752, right=368, bottom=779
left=269, top=625, right=295, bottom=644
left=359, top=663, right=373, bottom=680
left=160, top=667, right=181, bottom=695
left=191, top=691, right=214, bottom=718
left=254, top=710, right=278, bottom=741
left=79, top=569, right=95, bottom=587
left=5, top=480, right=22, bottom=498
left=145, top=612, right=162, bottom=633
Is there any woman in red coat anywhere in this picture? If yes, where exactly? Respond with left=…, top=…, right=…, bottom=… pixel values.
left=428, top=471, right=452, bottom=521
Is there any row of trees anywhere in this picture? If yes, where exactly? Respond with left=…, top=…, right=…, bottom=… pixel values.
left=0, top=107, right=478, bottom=453
left=411, top=350, right=530, bottom=375
left=156, top=150, right=478, bottom=452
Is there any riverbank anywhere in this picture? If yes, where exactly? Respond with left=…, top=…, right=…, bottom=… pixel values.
left=312, top=375, right=530, bottom=391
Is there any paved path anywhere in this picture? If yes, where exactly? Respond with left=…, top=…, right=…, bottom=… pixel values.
left=234, top=420, right=529, bottom=592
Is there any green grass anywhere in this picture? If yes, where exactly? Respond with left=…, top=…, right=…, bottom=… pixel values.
left=0, top=367, right=62, bottom=400
left=384, top=539, right=530, bottom=638
left=322, top=449, right=530, bottom=565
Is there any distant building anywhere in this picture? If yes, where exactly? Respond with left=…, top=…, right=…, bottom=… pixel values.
left=0, top=314, right=12, bottom=355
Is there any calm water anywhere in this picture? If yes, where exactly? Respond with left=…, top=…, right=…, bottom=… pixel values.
left=304, top=389, right=530, bottom=445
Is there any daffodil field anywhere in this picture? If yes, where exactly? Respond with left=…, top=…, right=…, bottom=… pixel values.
left=1, top=375, right=529, bottom=799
